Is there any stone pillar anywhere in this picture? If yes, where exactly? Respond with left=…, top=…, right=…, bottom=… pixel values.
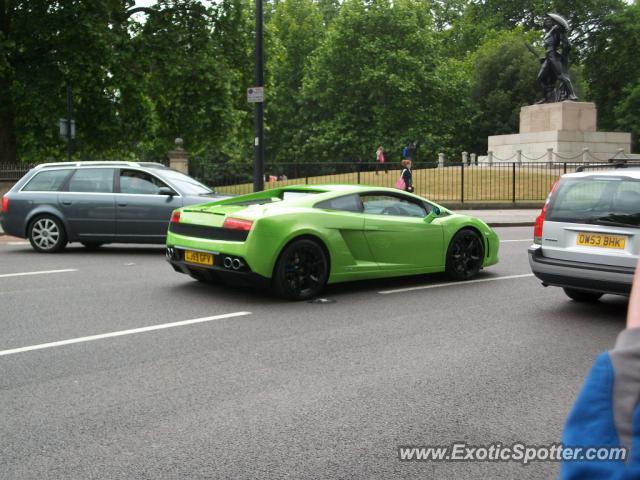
left=462, top=151, right=469, bottom=166
left=487, top=151, right=493, bottom=166
left=168, top=138, right=189, bottom=174
left=516, top=149, right=522, bottom=164
left=546, top=147, right=554, bottom=164
left=582, top=148, right=590, bottom=163
left=470, top=153, right=477, bottom=166
left=438, top=152, right=445, bottom=168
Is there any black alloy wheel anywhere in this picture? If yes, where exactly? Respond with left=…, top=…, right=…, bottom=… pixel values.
left=445, top=229, right=484, bottom=281
left=273, top=239, right=328, bottom=300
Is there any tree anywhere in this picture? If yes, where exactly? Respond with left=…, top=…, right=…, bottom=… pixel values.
left=583, top=2, right=640, bottom=133
left=466, top=29, right=541, bottom=154
left=266, top=0, right=324, bottom=163
left=297, top=0, right=468, bottom=164
left=0, top=0, right=149, bottom=161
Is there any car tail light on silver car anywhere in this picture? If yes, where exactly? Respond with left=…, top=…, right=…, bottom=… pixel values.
left=534, top=178, right=560, bottom=245
left=1, top=195, right=8, bottom=213
left=223, top=217, right=253, bottom=231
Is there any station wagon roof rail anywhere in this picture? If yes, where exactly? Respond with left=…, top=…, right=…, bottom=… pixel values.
left=34, top=161, right=167, bottom=170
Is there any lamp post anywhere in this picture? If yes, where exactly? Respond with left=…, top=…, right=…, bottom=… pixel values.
left=252, top=0, right=264, bottom=192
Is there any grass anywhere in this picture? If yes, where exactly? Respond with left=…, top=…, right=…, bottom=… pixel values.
left=212, top=165, right=561, bottom=203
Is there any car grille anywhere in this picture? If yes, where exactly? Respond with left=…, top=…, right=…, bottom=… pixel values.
left=169, top=223, right=249, bottom=242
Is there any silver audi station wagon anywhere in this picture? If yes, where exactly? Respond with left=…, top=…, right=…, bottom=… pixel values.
left=0, top=161, right=225, bottom=252
left=529, top=168, right=640, bottom=302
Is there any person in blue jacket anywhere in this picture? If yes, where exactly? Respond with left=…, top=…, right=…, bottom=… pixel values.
left=561, top=259, right=640, bottom=478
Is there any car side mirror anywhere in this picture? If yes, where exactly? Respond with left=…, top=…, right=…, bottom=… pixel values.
left=424, top=206, right=441, bottom=223
left=158, top=187, right=175, bottom=197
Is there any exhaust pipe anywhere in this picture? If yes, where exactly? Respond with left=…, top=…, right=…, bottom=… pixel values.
left=223, top=257, right=233, bottom=269
left=232, top=258, right=244, bottom=270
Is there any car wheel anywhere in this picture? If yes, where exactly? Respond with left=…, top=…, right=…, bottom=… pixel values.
left=273, top=238, right=328, bottom=300
left=445, top=229, right=484, bottom=281
left=28, top=215, right=67, bottom=253
left=563, top=288, right=603, bottom=303
left=81, top=242, right=104, bottom=250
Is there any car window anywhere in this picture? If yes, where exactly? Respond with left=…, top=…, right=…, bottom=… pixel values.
left=547, top=176, right=640, bottom=225
left=67, top=168, right=114, bottom=193
left=315, top=194, right=363, bottom=212
left=22, top=169, right=72, bottom=192
left=360, top=194, right=427, bottom=218
left=120, top=169, right=171, bottom=195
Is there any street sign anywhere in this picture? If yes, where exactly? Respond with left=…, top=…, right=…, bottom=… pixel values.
left=59, top=119, right=76, bottom=139
left=247, top=87, right=264, bottom=103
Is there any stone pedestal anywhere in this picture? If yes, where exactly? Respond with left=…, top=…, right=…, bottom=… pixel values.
left=167, top=138, right=189, bottom=173
left=487, top=102, right=631, bottom=162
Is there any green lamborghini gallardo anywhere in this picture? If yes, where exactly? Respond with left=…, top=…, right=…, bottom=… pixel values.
left=166, top=185, right=499, bottom=300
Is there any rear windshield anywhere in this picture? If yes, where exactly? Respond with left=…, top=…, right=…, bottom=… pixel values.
left=547, top=176, right=640, bottom=227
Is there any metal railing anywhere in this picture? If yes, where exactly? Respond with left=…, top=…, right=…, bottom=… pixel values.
left=191, top=161, right=640, bottom=203
left=0, top=163, right=31, bottom=181
left=3, top=159, right=639, bottom=203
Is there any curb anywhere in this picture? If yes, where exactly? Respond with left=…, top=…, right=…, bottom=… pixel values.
left=488, top=222, right=534, bottom=228
left=441, top=202, right=544, bottom=210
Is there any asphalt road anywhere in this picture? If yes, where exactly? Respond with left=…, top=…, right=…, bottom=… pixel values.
left=0, top=227, right=627, bottom=479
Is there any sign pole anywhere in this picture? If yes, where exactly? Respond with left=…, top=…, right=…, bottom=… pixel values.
left=253, top=0, right=264, bottom=192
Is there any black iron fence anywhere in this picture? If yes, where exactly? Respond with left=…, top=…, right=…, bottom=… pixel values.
left=0, top=163, right=31, bottom=182
left=191, top=160, right=640, bottom=203
left=2, top=160, right=638, bottom=204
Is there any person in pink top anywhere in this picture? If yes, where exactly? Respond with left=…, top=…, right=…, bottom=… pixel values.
left=376, top=145, right=387, bottom=175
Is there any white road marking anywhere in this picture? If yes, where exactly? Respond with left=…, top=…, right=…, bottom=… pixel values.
left=6, top=241, right=29, bottom=245
left=0, top=311, right=252, bottom=357
left=378, top=273, right=535, bottom=295
left=500, top=239, right=532, bottom=243
left=0, top=269, right=78, bottom=279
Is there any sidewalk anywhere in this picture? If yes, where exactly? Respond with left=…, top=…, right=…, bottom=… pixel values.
left=455, top=209, right=538, bottom=227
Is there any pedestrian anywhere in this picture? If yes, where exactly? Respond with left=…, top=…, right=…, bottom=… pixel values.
left=395, top=159, right=414, bottom=193
left=402, top=141, right=410, bottom=160
left=375, top=145, right=387, bottom=175
left=406, top=141, right=415, bottom=161
left=560, top=256, right=640, bottom=478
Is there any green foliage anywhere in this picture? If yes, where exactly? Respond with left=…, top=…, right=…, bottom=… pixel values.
left=466, top=29, right=540, bottom=153
left=297, top=0, right=470, bottom=164
left=583, top=2, right=640, bottom=133
left=266, top=0, right=324, bottom=163
left=1, top=0, right=639, bottom=167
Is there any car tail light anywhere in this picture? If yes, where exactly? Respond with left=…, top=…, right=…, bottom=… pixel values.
left=223, top=217, right=253, bottom=231
left=534, top=178, right=560, bottom=245
left=170, top=210, right=181, bottom=223
left=1, top=195, right=8, bottom=214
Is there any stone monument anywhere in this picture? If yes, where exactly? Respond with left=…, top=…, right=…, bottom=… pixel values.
left=487, top=14, right=631, bottom=163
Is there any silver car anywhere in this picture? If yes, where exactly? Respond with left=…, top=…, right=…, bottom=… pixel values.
left=529, top=169, right=640, bottom=302
left=0, top=161, right=226, bottom=252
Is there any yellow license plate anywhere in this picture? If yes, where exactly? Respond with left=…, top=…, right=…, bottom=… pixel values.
left=184, top=250, right=214, bottom=266
left=576, top=233, right=626, bottom=249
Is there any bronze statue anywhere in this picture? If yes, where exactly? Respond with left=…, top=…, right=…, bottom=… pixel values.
left=534, top=13, right=578, bottom=103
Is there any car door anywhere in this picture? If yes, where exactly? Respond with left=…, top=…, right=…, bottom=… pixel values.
left=57, top=167, right=117, bottom=240
left=313, top=193, right=378, bottom=274
left=360, top=193, right=443, bottom=270
left=115, top=168, right=183, bottom=241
